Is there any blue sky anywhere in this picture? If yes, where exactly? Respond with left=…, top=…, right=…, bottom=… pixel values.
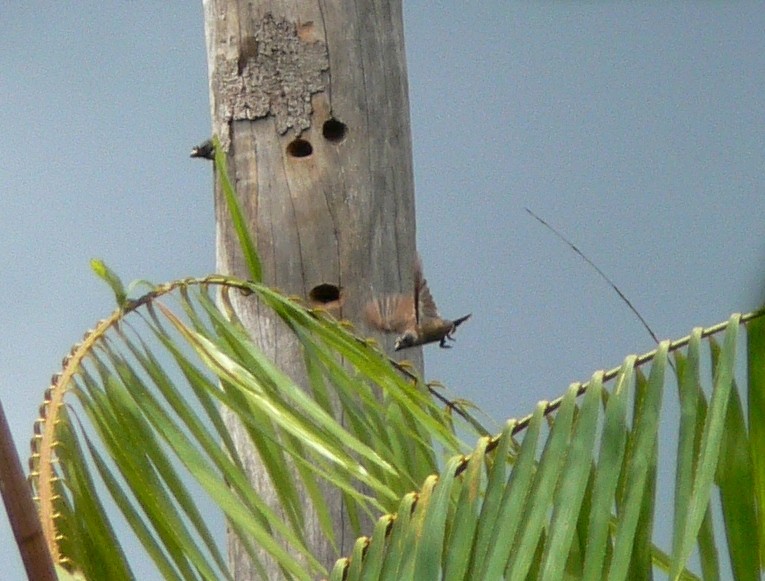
left=2, top=3, right=764, bottom=578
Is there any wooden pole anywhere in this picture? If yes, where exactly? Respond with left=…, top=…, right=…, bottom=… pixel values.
left=0, top=400, right=57, bottom=581
left=201, top=1, right=420, bottom=576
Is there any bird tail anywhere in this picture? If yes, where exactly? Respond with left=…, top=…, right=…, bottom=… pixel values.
left=452, top=314, right=472, bottom=328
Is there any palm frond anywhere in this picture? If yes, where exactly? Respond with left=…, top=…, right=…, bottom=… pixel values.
left=330, top=314, right=765, bottom=580
left=25, top=148, right=765, bottom=579
left=29, top=276, right=473, bottom=579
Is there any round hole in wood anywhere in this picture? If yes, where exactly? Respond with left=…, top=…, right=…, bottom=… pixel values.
left=287, top=138, right=313, bottom=158
left=322, top=118, right=348, bottom=143
left=309, top=284, right=341, bottom=305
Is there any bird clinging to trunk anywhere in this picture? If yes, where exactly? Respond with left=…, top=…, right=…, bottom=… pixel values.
left=364, top=256, right=471, bottom=351
left=190, top=138, right=215, bottom=160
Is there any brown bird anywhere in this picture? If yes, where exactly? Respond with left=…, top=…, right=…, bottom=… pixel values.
left=364, top=257, right=471, bottom=351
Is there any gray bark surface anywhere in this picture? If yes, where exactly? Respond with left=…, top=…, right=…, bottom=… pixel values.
left=202, top=1, right=420, bottom=577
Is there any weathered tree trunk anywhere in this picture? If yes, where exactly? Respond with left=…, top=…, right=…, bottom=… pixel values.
left=201, top=0, right=419, bottom=577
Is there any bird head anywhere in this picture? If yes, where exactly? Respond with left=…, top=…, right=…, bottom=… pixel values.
left=394, top=331, right=417, bottom=351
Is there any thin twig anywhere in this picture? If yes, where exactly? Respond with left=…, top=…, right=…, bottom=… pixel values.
left=526, top=207, right=661, bottom=344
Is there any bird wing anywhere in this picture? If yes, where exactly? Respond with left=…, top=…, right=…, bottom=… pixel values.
left=414, top=256, right=440, bottom=324
left=364, top=294, right=416, bottom=334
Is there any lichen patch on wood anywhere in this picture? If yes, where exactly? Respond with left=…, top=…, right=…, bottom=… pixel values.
left=213, top=13, right=329, bottom=138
